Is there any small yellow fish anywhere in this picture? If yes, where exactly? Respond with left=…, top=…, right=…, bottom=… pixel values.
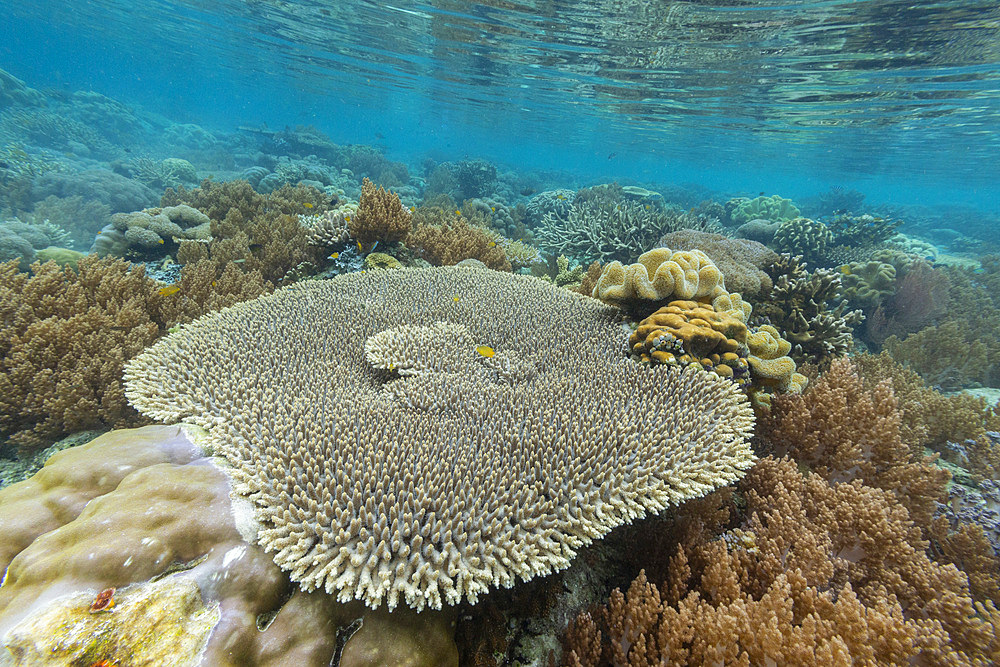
left=490, top=207, right=495, bottom=212
left=645, top=205, right=650, bottom=210
left=303, top=202, right=314, bottom=209
left=557, top=194, right=565, bottom=200
left=96, top=230, right=102, bottom=234
left=358, top=241, right=364, bottom=253
left=158, top=284, right=181, bottom=297
left=476, top=345, right=495, bottom=358
left=839, top=265, right=852, bottom=275
left=487, top=241, right=496, bottom=248
left=409, top=206, right=416, bottom=212
left=455, top=210, right=462, bottom=216
left=329, top=252, right=340, bottom=260
left=211, top=281, right=216, bottom=286
left=453, top=296, right=460, bottom=302
left=345, top=215, right=351, bottom=222
left=158, top=239, right=164, bottom=244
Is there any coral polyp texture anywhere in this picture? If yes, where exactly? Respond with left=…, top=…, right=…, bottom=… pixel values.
left=124, top=266, right=756, bottom=611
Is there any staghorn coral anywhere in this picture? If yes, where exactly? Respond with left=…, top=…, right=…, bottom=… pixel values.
left=536, top=196, right=721, bottom=266
left=729, top=194, right=801, bottom=225
left=564, top=455, right=995, bottom=667
left=124, top=266, right=756, bottom=611
left=659, top=229, right=778, bottom=297
left=407, top=215, right=512, bottom=271
left=755, top=254, right=862, bottom=367
left=349, top=177, right=411, bottom=248
left=759, top=358, right=949, bottom=528
left=0, top=425, right=459, bottom=666
left=771, top=217, right=834, bottom=267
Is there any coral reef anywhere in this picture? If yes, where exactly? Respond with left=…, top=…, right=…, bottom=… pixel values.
left=0, top=217, right=72, bottom=268
left=745, top=324, right=808, bottom=401
left=0, top=257, right=163, bottom=451
left=563, top=456, right=995, bottom=666
left=826, top=212, right=901, bottom=248
left=108, top=204, right=212, bottom=255
left=729, top=194, right=800, bottom=225
left=0, top=425, right=459, bottom=666
left=770, top=217, right=834, bottom=267
left=349, top=177, right=412, bottom=248
left=840, top=259, right=897, bottom=307
left=124, top=267, right=755, bottom=611
left=755, top=254, right=862, bottom=367
left=407, top=214, right=512, bottom=271
left=883, top=320, right=990, bottom=390
left=658, top=229, right=778, bottom=297
left=536, top=198, right=670, bottom=265
left=629, top=301, right=751, bottom=386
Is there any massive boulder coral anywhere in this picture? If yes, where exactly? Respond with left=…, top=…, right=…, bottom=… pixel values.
left=729, top=194, right=800, bottom=225
left=124, top=266, right=756, bottom=611
left=771, top=217, right=834, bottom=267
left=0, top=426, right=459, bottom=666
left=105, top=204, right=212, bottom=255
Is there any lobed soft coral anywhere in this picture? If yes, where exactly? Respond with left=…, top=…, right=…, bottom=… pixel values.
left=659, top=229, right=778, bottom=297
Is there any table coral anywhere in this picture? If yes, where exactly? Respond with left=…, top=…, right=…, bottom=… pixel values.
left=0, top=425, right=459, bottom=666
left=124, top=266, right=756, bottom=612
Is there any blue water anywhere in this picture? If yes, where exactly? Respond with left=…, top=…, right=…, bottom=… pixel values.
left=4, top=0, right=999, bottom=208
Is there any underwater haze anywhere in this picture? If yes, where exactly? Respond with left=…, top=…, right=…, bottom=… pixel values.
left=5, top=1, right=1000, bottom=666
left=4, top=0, right=1000, bottom=206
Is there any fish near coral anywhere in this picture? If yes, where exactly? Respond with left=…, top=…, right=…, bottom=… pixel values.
left=89, top=587, right=116, bottom=613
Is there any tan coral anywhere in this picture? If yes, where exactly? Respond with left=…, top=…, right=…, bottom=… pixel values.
left=659, top=230, right=779, bottom=297
left=350, top=177, right=411, bottom=247
left=593, top=248, right=727, bottom=305
left=746, top=324, right=806, bottom=395
left=125, top=266, right=756, bottom=611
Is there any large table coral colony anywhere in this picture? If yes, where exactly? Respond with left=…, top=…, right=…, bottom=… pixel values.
left=1, top=175, right=1000, bottom=666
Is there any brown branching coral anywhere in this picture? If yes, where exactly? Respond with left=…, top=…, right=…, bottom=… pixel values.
left=0, top=256, right=163, bottom=452
left=564, top=457, right=996, bottom=667
left=407, top=215, right=512, bottom=272
left=125, top=267, right=755, bottom=611
left=759, top=358, right=949, bottom=528
left=350, top=177, right=411, bottom=248
left=169, top=181, right=329, bottom=284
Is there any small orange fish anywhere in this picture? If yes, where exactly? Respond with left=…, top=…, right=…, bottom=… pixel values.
left=303, top=202, right=314, bottom=209
left=158, top=285, right=181, bottom=297
left=476, top=345, right=495, bottom=358
left=329, top=252, right=339, bottom=260
left=455, top=210, right=462, bottom=216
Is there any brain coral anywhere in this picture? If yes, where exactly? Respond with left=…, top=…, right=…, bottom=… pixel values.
left=125, top=267, right=755, bottom=611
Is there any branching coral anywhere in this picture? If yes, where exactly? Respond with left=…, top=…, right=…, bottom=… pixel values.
left=754, top=254, right=862, bottom=367
left=759, top=358, right=949, bottom=528
left=564, top=456, right=994, bottom=666
left=0, top=257, right=163, bottom=452
left=349, top=177, right=411, bottom=248
left=883, top=320, right=990, bottom=390
left=770, top=217, right=834, bottom=267
left=407, top=215, right=512, bottom=272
